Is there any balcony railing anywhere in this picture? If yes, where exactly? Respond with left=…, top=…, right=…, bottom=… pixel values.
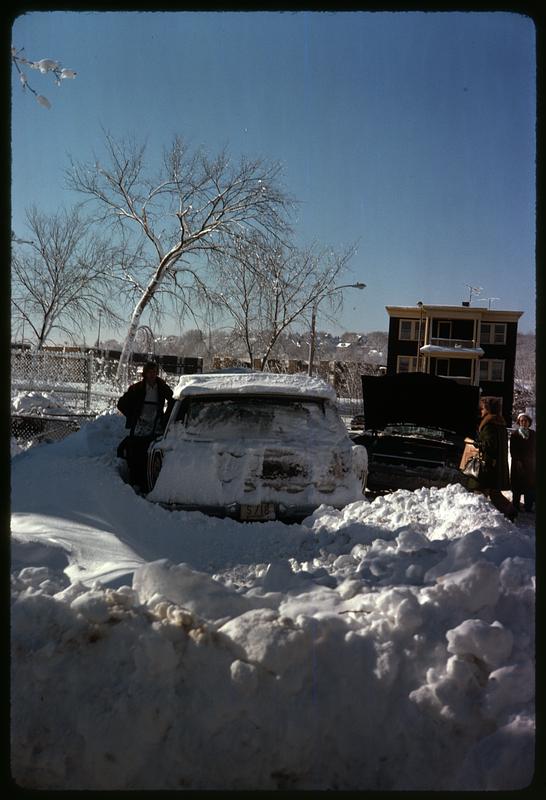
left=428, top=338, right=477, bottom=349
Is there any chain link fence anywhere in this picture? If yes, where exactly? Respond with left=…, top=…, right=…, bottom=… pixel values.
left=11, top=349, right=136, bottom=449
left=10, top=347, right=203, bottom=450
left=11, top=348, right=122, bottom=413
left=11, top=346, right=380, bottom=449
left=10, top=413, right=96, bottom=450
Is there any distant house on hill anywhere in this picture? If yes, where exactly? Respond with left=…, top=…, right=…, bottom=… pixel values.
left=385, top=302, right=523, bottom=425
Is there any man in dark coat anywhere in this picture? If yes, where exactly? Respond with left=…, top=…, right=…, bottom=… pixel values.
left=475, top=396, right=517, bottom=521
left=117, top=362, right=174, bottom=489
left=510, top=412, right=536, bottom=512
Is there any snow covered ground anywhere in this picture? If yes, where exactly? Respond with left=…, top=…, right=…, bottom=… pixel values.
left=10, top=410, right=535, bottom=790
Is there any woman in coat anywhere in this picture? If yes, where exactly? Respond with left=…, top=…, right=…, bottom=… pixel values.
left=510, top=413, right=536, bottom=512
left=475, top=396, right=517, bottom=521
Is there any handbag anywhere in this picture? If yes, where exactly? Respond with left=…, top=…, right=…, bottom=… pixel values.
left=463, top=455, right=482, bottom=479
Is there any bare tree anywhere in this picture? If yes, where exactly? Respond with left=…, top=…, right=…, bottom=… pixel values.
left=207, top=233, right=356, bottom=370
left=11, top=46, right=77, bottom=109
left=11, top=208, right=120, bottom=350
left=65, top=132, right=294, bottom=381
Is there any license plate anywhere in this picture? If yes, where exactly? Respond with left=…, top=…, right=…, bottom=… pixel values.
left=240, top=503, right=276, bottom=521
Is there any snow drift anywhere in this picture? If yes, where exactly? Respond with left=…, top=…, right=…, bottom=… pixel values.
left=10, top=411, right=535, bottom=790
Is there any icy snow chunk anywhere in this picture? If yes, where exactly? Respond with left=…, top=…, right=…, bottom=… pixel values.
left=445, top=654, right=488, bottom=689
left=405, top=564, right=424, bottom=582
left=433, top=560, right=500, bottom=611
left=332, top=553, right=357, bottom=569
left=499, top=557, right=535, bottom=590
left=446, top=619, right=513, bottom=669
left=410, top=646, right=491, bottom=726
left=261, top=559, right=299, bottom=592
left=395, top=528, right=431, bottom=553
left=133, top=560, right=252, bottom=624
left=71, top=590, right=111, bottom=624
left=220, top=608, right=311, bottom=675
left=484, top=661, right=535, bottom=715
left=230, top=659, right=259, bottom=691
left=107, top=585, right=138, bottom=608
left=350, top=542, right=371, bottom=560
left=220, top=608, right=276, bottom=660
left=19, top=566, right=50, bottom=583
left=54, top=580, right=93, bottom=604
left=424, top=530, right=487, bottom=580
left=337, top=578, right=362, bottom=600
left=375, top=588, right=423, bottom=632
left=16, top=566, right=56, bottom=589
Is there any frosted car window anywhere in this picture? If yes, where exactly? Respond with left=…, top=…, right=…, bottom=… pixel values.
left=183, top=397, right=338, bottom=440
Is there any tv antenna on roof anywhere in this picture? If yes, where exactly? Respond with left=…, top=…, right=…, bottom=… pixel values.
left=464, top=284, right=482, bottom=304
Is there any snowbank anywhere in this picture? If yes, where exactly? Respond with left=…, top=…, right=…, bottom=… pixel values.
left=10, top=412, right=535, bottom=790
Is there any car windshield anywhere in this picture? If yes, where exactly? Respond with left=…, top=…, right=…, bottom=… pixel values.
left=178, top=395, right=339, bottom=440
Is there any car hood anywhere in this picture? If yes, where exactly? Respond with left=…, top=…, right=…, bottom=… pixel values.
left=361, top=373, right=480, bottom=437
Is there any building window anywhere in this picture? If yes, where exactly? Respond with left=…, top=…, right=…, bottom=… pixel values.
left=399, top=319, right=420, bottom=341
left=480, top=359, right=505, bottom=382
left=480, top=323, right=507, bottom=345
left=434, top=358, right=472, bottom=380
left=433, top=320, right=452, bottom=339
left=397, top=355, right=418, bottom=373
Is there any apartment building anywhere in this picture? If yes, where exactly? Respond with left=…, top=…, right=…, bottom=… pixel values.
left=385, top=303, right=523, bottom=424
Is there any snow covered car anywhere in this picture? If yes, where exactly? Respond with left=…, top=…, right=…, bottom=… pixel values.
left=146, top=372, right=368, bottom=521
left=351, top=373, right=480, bottom=491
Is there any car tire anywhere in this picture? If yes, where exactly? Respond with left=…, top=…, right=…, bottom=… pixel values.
left=148, top=451, right=163, bottom=491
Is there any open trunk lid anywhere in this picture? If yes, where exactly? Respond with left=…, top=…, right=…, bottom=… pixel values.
left=361, top=373, right=480, bottom=437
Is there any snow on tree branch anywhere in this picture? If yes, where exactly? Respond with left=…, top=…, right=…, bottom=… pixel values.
left=66, top=131, right=295, bottom=381
left=11, top=46, right=77, bottom=109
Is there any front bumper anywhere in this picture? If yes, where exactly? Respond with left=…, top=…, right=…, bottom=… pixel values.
left=148, top=498, right=340, bottom=523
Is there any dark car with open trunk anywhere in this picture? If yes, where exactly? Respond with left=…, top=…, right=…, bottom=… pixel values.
left=351, top=373, right=480, bottom=491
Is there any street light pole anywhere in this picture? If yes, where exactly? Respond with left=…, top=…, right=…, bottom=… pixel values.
left=416, top=301, right=423, bottom=372
left=95, top=310, right=102, bottom=349
left=307, top=304, right=318, bottom=377
left=307, top=282, right=366, bottom=376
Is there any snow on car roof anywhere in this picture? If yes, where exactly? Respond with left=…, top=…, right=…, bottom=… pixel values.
left=172, top=372, right=337, bottom=401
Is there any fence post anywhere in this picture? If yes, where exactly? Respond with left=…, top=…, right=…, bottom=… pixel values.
left=86, top=351, right=93, bottom=411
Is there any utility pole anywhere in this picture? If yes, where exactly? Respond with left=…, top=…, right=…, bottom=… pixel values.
left=307, top=283, right=366, bottom=376
left=307, top=304, right=318, bottom=376
left=95, top=310, right=102, bottom=349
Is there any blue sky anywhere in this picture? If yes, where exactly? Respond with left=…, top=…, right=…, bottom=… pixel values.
left=11, top=10, right=536, bottom=339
